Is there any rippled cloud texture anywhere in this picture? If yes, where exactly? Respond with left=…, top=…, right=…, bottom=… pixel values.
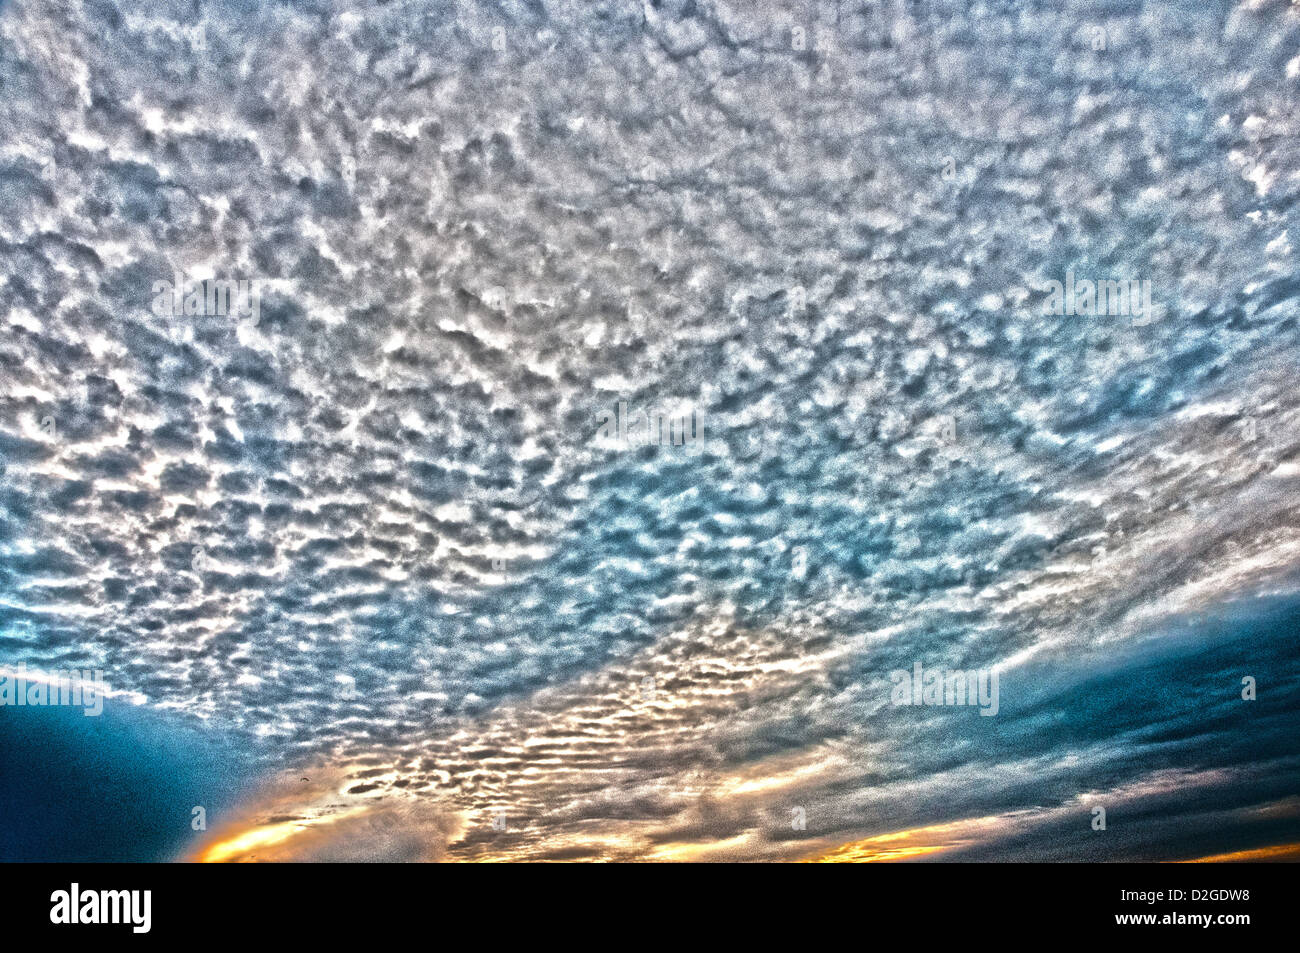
left=1, top=0, right=1299, bottom=862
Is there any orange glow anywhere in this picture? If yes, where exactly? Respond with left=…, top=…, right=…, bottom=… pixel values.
left=802, top=814, right=1011, bottom=863
left=196, top=805, right=369, bottom=863
left=1176, top=842, right=1300, bottom=863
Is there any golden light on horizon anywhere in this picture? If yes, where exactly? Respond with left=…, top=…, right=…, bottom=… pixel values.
left=1177, top=842, right=1300, bottom=863
left=802, top=813, right=1012, bottom=863
left=196, top=805, right=370, bottom=863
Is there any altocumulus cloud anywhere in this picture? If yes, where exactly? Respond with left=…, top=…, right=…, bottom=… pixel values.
left=0, top=0, right=1298, bottom=861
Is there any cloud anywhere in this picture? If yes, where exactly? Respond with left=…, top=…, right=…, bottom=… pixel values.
left=1, top=0, right=1298, bottom=861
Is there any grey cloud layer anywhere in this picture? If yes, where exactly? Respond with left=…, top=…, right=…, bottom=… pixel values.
left=1, top=0, right=1298, bottom=860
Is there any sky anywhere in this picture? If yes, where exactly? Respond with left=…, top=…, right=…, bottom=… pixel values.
left=1, top=0, right=1299, bottom=862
